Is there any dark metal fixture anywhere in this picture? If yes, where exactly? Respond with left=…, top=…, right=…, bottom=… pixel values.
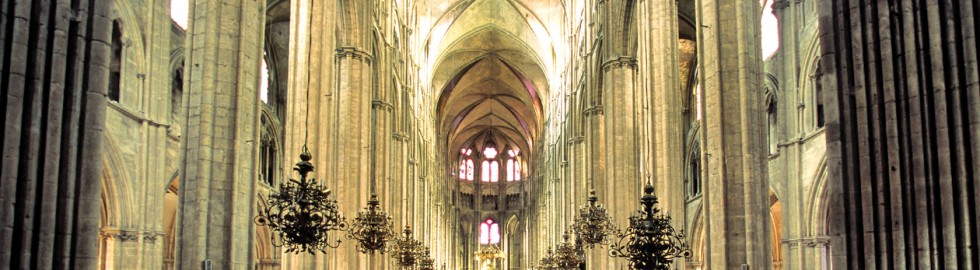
left=346, top=193, right=397, bottom=254
left=608, top=184, right=691, bottom=270
left=254, top=148, right=347, bottom=254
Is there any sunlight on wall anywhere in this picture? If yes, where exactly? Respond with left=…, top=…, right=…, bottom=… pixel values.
left=170, top=0, right=189, bottom=29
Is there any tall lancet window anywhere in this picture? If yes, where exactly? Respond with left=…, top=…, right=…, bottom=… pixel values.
left=506, top=149, right=521, bottom=181
left=459, top=148, right=474, bottom=181
left=108, top=20, right=123, bottom=102
left=481, top=146, right=499, bottom=182
left=259, top=57, right=270, bottom=103
left=479, top=219, right=500, bottom=244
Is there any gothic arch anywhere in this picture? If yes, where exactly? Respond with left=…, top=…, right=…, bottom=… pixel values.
left=764, top=73, right=779, bottom=106
left=100, top=135, right=136, bottom=228
left=689, top=204, right=706, bottom=264
left=337, top=0, right=369, bottom=48
left=684, top=134, right=702, bottom=197
left=806, top=158, right=830, bottom=236
left=424, top=0, right=556, bottom=77
left=765, top=73, right=780, bottom=154
left=505, top=215, right=519, bottom=235
left=432, top=26, right=549, bottom=84
left=100, top=160, right=121, bottom=228
left=109, top=0, right=149, bottom=105
left=169, top=50, right=185, bottom=126
left=771, top=190, right=784, bottom=269
left=688, top=192, right=785, bottom=268
left=798, top=38, right=824, bottom=131
left=109, top=0, right=147, bottom=70
left=254, top=193, right=279, bottom=268
left=259, top=108, right=284, bottom=186
left=162, top=174, right=180, bottom=269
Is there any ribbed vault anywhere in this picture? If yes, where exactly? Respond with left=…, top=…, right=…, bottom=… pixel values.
left=431, top=0, right=551, bottom=163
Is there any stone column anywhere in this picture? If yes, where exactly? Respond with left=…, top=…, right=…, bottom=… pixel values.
left=137, top=0, right=177, bottom=268
left=638, top=0, right=686, bottom=242
left=768, top=1, right=806, bottom=269
left=819, top=0, right=980, bottom=267
left=696, top=0, right=772, bottom=268
left=584, top=0, right=644, bottom=268
left=0, top=0, right=110, bottom=268
left=176, top=0, right=265, bottom=268
left=280, top=0, right=341, bottom=268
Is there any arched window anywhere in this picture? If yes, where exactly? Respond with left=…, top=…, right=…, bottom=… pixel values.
left=260, top=57, right=270, bottom=103
left=171, top=64, right=183, bottom=122
left=768, top=100, right=778, bottom=155
left=109, top=20, right=123, bottom=102
left=688, top=143, right=702, bottom=197
left=481, top=146, right=498, bottom=182
left=506, top=149, right=521, bottom=181
left=692, top=69, right=702, bottom=122
left=765, top=77, right=778, bottom=155
left=479, top=219, right=500, bottom=245
left=815, top=61, right=825, bottom=128
left=259, top=116, right=278, bottom=186
left=459, top=148, right=474, bottom=181
left=481, top=160, right=499, bottom=182
left=506, top=159, right=515, bottom=181
left=806, top=59, right=825, bottom=130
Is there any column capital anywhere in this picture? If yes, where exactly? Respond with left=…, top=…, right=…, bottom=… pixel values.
left=99, top=228, right=141, bottom=242
left=335, top=47, right=374, bottom=63
left=772, top=0, right=791, bottom=10
left=584, top=105, right=604, bottom=116
left=601, top=56, right=637, bottom=72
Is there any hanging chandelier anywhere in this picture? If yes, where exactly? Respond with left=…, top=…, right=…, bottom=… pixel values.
left=570, top=187, right=618, bottom=248
left=551, top=233, right=585, bottom=269
left=345, top=193, right=397, bottom=254
left=538, top=247, right=558, bottom=270
left=418, top=247, right=436, bottom=270
left=608, top=184, right=691, bottom=270
left=474, top=244, right=504, bottom=262
left=255, top=148, right=347, bottom=254
left=392, top=226, right=424, bottom=268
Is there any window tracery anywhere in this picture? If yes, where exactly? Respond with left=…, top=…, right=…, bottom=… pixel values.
left=506, top=149, right=521, bottom=181
left=481, top=146, right=499, bottom=182
left=479, top=219, right=500, bottom=245
left=459, top=148, right=474, bottom=181
left=109, top=20, right=123, bottom=102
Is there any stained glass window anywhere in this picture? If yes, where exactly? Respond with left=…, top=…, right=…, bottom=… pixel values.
left=482, top=160, right=498, bottom=182
left=459, top=148, right=474, bottom=181
left=506, top=149, right=521, bottom=181
left=479, top=219, right=500, bottom=244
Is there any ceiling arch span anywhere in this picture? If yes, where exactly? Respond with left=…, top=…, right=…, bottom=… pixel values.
left=431, top=26, right=550, bottom=100
left=423, top=0, right=559, bottom=80
left=437, top=55, right=543, bottom=157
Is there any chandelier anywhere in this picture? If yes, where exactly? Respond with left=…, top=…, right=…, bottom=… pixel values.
left=346, top=193, right=396, bottom=254
left=392, top=226, right=424, bottom=268
left=552, top=233, right=585, bottom=269
left=608, top=184, right=691, bottom=270
left=570, top=188, right=618, bottom=248
left=538, top=248, right=558, bottom=270
left=418, top=247, right=435, bottom=270
left=474, top=244, right=504, bottom=262
left=255, top=148, right=347, bottom=254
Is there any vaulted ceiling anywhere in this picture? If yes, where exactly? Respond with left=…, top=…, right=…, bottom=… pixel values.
left=429, top=0, right=554, bottom=159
